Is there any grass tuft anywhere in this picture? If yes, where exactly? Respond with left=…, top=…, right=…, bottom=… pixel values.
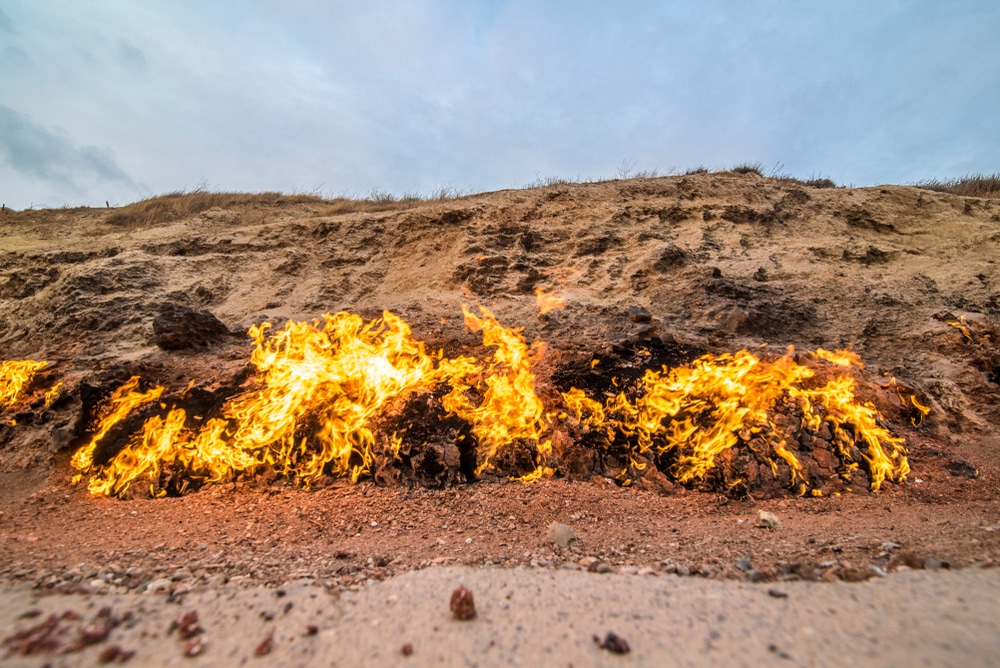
left=916, top=174, right=1000, bottom=199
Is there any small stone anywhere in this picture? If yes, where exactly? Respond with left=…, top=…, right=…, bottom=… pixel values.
left=254, top=630, right=275, bottom=656
left=145, top=578, right=172, bottom=594
left=80, top=622, right=110, bottom=645
left=736, top=557, right=753, bottom=572
left=595, top=631, right=630, bottom=654
left=305, top=625, right=318, bottom=636
left=401, top=642, right=414, bottom=656
left=767, top=589, right=788, bottom=599
left=637, top=567, right=658, bottom=576
left=450, top=585, right=476, bottom=620
left=628, top=306, right=652, bottom=322
left=754, top=510, right=782, bottom=529
left=171, top=610, right=202, bottom=640
left=619, top=566, right=638, bottom=575
left=183, top=637, right=205, bottom=657
left=545, top=522, right=577, bottom=548
left=888, top=550, right=925, bottom=571
left=98, top=644, right=135, bottom=663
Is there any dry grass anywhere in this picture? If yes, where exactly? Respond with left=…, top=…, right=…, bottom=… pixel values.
left=916, top=174, right=1000, bottom=199
left=103, top=189, right=457, bottom=227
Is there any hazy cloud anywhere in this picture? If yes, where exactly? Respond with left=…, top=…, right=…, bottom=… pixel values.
left=0, top=105, right=135, bottom=192
left=0, top=7, right=14, bottom=33
left=118, top=40, right=148, bottom=73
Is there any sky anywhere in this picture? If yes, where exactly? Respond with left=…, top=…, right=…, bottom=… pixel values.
left=0, top=0, right=998, bottom=210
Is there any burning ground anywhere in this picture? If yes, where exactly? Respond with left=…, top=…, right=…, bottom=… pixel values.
left=1, top=172, right=999, bottom=663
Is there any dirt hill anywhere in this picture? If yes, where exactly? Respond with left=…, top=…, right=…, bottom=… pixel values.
left=0, top=173, right=998, bottom=665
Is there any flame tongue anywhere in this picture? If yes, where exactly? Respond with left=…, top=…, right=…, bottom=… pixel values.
left=0, top=360, right=49, bottom=409
left=67, top=308, right=913, bottom=497
left=565, top=347, right=910, bottom=492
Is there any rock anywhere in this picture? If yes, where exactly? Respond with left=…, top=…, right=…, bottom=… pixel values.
left=628, top=306, right=653, bottom=322
left=152, top=304, right=230, bottom=350
left=546, top=522, right=577, bottom=548
left=401, top=642, right=414, bottom=656
left=888, top=550, right=925, bottom=571
left=145, top=578, right=173, bottom=594
left=754, top=510, right=782, bottom=529
left=736, top=557, right=753, bottom=572
left=595, top=631, right=631, bottom=654
left=450, top=585, right=476, bottom=620
left=183, top=637, right=205, bottom=657
left=637, top=567, right=658, bottom=576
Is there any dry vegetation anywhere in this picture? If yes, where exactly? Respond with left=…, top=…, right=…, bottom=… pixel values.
left=916, top=174, right=1000, bottom=199
left=99, top=188, right=467, bottom=228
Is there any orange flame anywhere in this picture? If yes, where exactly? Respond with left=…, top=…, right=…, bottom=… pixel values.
left=564, top=348, right=910, bottom=492
left=72, top=307, right=556, bottom=496
left=534, top=286, right=566, bottom=315
left=0, top=360, right=48, bottom=409
left=69, top=308, right=912, bottom=496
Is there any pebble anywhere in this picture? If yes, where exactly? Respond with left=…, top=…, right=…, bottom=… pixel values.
left=145, top=578, right=173, bottom=594
left=450, top=585, right=476, bottom=620
left=754, top=511, right=782, bottom=529
left=545, top=522, right=576, bottom=548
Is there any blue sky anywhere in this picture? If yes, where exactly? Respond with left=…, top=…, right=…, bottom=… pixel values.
left=1, top=0, right=997, bottom=209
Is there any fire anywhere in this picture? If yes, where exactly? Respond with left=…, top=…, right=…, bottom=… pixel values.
left=67, top=308, right=915, bottom=498
left=0, top=360, right=48, bottom=409
left=441, top=305, right=553, bottom=479
left=71, top=307, right=554, bottom=496
left=534, top=286, right=566, bottom=315
left=563, top=347, right=910, bottom=492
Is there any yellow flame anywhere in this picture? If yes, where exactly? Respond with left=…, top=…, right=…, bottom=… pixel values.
left=43, top=382, right=63, bottom=409
left=70, top=377, right=165, bottom=473
left=812, top=348, right=863, bottom=368
left=73, top=307, right=557, bottom=496
left=947, top=319, right=973, bottom=341
left=0, top=360, right=48, bottom=408
left=563, top=348, right=910, bottom=491
left=442, top=305, right=552, bottom=477
left=70, top=309, right=910, bottom=497
left=534, top=286, right=566, bottom=315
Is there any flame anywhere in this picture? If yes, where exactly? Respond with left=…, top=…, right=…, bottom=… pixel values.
left=72, top=307, right=555, bottom=495
left=43, top=382, right=63, bottom=409
left=69, top=307, right=912, bottom=497
left=0, top=360, right=48, bottom=408
left=812, top=348, right=863, bottom=368
left=442, top=305, right=552, bottom=477
left=564, top=348, right=910, bottom=492
left=947, top=319, right=973, bottom=341
left=70, top=377, right=165, bottom=473
left=534, top=286, right=566, bottom=315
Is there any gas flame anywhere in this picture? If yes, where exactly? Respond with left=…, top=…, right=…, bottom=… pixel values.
left=441, top=305, right=552, bottom=478
left=534, top=286, right=566, bottom=315
left=563, top=347, right=910, bottom=492
left=0, top=360, right=48, bottom=409
left=72, top=307, right=554, bottom=496
left=68, top=309, right=913, bottom=497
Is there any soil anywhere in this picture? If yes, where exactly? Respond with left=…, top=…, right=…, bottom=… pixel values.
left=0, top=172, right=999, bottom=664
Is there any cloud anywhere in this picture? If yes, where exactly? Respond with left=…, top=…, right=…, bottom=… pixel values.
left=0, top=6, right=14, bottom=33
left=0, top=105, right=136, bottom=193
